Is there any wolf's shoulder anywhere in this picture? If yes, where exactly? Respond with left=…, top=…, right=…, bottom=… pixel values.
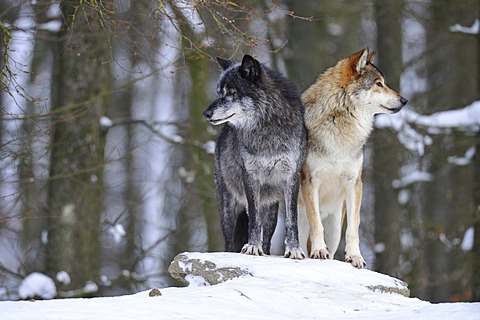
left=263, top=66, right=302, bottom=104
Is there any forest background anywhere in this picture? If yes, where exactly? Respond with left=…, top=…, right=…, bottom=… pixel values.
left=1, top=0, right=479, bottom=303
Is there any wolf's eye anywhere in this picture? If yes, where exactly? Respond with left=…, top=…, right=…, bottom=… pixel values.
left=376, top=82, right=384, bottom=88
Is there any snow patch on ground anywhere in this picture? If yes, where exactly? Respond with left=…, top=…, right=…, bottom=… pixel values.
left=18, top=273, right=56, bottom=300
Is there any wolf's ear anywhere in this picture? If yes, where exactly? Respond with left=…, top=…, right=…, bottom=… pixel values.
left=355, top=48, right=369, bottom=73
left=217, top=57, right=233, bottom=70
left=367, top=51, right=376, bottom=63
left=239, top=55, right=261, bottom=83
left=347, top=48, right=369, bottom=75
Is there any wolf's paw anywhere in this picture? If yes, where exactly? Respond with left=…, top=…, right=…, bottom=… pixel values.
left=241, top=244, right=264, bottom=256
left=284, top=247, right=306, bottom=260
left=345, top=254, right=366, bottom=269
left=310, top=248, right=330, bottom=260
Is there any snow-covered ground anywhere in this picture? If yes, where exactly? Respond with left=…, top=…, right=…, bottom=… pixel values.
left=1, top=252, right=479, bottom=319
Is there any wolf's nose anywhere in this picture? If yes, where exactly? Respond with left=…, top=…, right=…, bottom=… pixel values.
left=400, top=97, right=408, bottom=106
left=203, top=109, right=213, bottom=119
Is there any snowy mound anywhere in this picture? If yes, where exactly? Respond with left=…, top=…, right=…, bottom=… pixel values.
left=2, top=252, right=480, bottom=320
left=169, top=252, right=410, bottom=296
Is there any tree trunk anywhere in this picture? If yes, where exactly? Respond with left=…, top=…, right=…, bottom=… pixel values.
left=20, top=2, right=55, bottom=272
left=284, top=0, right=362, bottom=92
left=472, top=1, right=480, bottom=301
left=46, top=1, right=111, bottom=293
left=167, top=5, right=222, bottom=257
left=422, top=0, right=478, bottom=302
left=372, top=0, right=404, bottom=277
left=474, top=130, right=480, bottom=302
left=185, top=56, right=222, bottom=252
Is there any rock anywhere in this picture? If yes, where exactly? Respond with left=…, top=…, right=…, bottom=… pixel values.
left=367, top=284, right=410, bottom=297
left=149, top=288, right=162, bottom=297
left=168, top=253, right=251, bottom=286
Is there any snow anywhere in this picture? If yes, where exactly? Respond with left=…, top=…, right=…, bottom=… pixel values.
left=3, top=252, right=479, bottom=319
left=18, top=273, right=56, bottom=300
left=461, top=227, right=474, bottom=252
left=374, top=242, right=386, bottom=253
left=398, top=189, right=410, bottom=205
left=203, top=140, right=216, bottom=154
left=108, top=223, right=126, bottom=243
left=56, top=272, right=71, bottom=286
left=178, top=167, right=195, bottom=183
left=400, top=230, right=414, bottom=250
left=99, top=116, right=113, bottom=129
left=411, top=101, right=480, bottom=129
left=448, top=146, right=476, bottom=166
left=450, top=19, right=480, bottom=35
left=377, top=101, right=480, bottom=131
left=37, top=20, right=62, bottom=32
left=375, top=101, right=480, bottom=155
left=392, top=170, right=433, bottom=189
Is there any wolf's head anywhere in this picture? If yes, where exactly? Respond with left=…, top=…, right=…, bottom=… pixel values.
left=342, top=48, right=408, bottom=115
left=203, top=55, right=263, bottom=126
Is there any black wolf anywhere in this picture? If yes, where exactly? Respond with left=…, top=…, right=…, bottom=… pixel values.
left=203, top=55, right=307, bottom=259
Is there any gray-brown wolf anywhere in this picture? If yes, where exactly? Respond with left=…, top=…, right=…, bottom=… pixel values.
left=299, top=48, right=407, bottom=268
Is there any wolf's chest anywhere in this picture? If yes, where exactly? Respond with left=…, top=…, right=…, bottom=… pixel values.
left=243, top=153, right=297, bottom=184
left=308, top=142, right=362, bottom=175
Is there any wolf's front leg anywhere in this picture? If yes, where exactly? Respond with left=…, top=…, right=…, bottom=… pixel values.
left=241, top=175, right=263, bottom=256
left=284, top=174, right=306, bottom=260
left=344, top=178, right=366, bottom=268
left=241, top=211, right=264, bottom=255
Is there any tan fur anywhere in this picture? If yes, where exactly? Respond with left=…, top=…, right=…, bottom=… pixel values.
left=298, top=48, right=407, bottom=268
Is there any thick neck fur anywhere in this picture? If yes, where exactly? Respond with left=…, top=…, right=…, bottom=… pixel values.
left=232, top=67, right=304, bottom=154
left=233, top=101, right=303, bottom=155
left=302, top=58, right=374, bottom=156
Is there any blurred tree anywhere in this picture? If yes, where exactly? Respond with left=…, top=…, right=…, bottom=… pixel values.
left=19, top=0, right=55, bottom=274
left=422, top=0, right=478, bottom=302
left=284, top=0, right=363, bottom=92
left=169, top=3, right=220, bottom=256
left=372, top=0, right=404, bottom=278
left=472, top=0, right=480, bottom=302
left=474, top=129, right=480, bottom=302
left=45, top=0, right=112, bottom=292
left=100, top=0, right=161, bottom=294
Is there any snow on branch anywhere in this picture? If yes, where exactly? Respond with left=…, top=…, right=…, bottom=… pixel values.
left=376, top=101, right=480, bottom=155
left=450, top=18, right=479, bottom=35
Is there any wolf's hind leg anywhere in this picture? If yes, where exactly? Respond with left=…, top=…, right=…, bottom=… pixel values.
left=261, top=202, right=279, bottom=255
left=301, top=167, right=329, bottom=259
left=219, top=187, right=243, bottom=252
left=323, top=204, right=344, bottom=259
left=233, top=210, right=248, bottom=252
left=284, top=172, right=306, bottom=260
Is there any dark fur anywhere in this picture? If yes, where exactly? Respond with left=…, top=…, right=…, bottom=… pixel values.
left=204, top=55, right=307, bottom=258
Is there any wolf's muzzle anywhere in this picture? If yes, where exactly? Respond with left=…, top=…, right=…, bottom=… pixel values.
left=203, top=108, right=214, bottom=120
left=390, top=97, right=408, bottom=114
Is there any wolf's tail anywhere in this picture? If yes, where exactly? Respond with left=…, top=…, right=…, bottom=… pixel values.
left=233, top=210, right=248, bottom=252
